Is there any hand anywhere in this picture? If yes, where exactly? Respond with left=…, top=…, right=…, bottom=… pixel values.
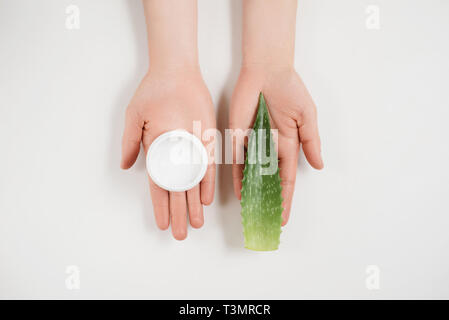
left=230, top=66, right=323, bottom=226
left=121, top=68, right=216, bottom=240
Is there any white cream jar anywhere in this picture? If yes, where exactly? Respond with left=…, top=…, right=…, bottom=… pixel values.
left=146, top=130, right=208, bottom=192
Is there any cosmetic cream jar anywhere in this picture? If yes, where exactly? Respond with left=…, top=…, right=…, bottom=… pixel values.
left=146, top=130, right=208, bottom=192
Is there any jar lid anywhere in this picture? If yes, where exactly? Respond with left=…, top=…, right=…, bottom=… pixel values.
left=146, top=130, right=208, bottom=192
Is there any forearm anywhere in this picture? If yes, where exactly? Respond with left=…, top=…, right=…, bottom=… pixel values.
left=143, top=0, right=199, bottom=73
left=242, top=0, right=297, bottom=68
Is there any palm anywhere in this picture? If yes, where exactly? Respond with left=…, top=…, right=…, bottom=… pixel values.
left=121, top=70, right=216, bottom=240
left=230, top=67, right=322, bottom=225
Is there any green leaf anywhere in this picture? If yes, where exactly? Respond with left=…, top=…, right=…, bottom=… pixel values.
left=240, top=93, right=283, bottom=251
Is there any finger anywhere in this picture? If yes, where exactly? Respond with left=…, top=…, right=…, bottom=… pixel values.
left=121, top=108, right=143, bottom=169
left=200, top=164, right=215, bottom=205
left=278, top=150, right=299, bottom=226
left=229, top=88, right=259, bottom=200
left=169, top=191, right=188, bottom=240
left=232, top=164, right=244, bottom=200
left=229, top=126, right=251, bottom=201
left=298, top=107, right=323, bottom=170
left=230, top=126, right=246, bottom=200
left=148, top=177, right=169, bottom=230
left=230, top=125, right=249, bottom=201
left=187, top=186, right=204, bottom=228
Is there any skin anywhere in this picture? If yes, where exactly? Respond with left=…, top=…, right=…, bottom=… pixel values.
left=230, top=0, right=324, bottom=226
left=121, top=0, right=215, bottom=240
left=122, top=0, right=323, bottom=239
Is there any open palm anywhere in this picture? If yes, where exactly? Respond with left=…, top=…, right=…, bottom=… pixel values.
left=230, top=67, right=323, bottom=225
left=121, top=70, right=216, bottom=240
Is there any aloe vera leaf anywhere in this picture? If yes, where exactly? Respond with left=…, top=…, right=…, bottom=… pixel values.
left=240, top=93, right=283, bottom=251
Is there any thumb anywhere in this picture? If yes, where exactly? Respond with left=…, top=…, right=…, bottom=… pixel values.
left=121, top=108, right=143, bottom=169
left=298, top=107, right=324, bottom=170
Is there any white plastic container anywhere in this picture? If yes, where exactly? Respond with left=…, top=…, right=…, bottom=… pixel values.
left=146, top=130, right=208, bottom=192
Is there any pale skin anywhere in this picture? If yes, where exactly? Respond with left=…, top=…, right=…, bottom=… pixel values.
left=121, top=0, right=216, bottom=240
left=121, top=0, right=323, bottom=239
left=231, top=0, right=323, bottom=226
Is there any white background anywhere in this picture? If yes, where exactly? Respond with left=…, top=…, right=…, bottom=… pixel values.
left=0, top=0, right=448, bottom=299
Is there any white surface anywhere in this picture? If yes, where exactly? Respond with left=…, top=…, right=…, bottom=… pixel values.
left=146, top=130, right=208, bottom=192
left=0, top=0, right=448, bottom=299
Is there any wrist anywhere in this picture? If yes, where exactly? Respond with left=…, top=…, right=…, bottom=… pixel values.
left=240, top=61, right=295, bottom=74
left=241, top=60, right=294, bottom=72
left=148, top=41, right=199, bottom=75
left=148, top=61, right=201, bottom=76
left=242, top=0, right=297, bottom=74
left=144, top=0, right=199, bottom=76
left=145, top=64, right=204, bottom=83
